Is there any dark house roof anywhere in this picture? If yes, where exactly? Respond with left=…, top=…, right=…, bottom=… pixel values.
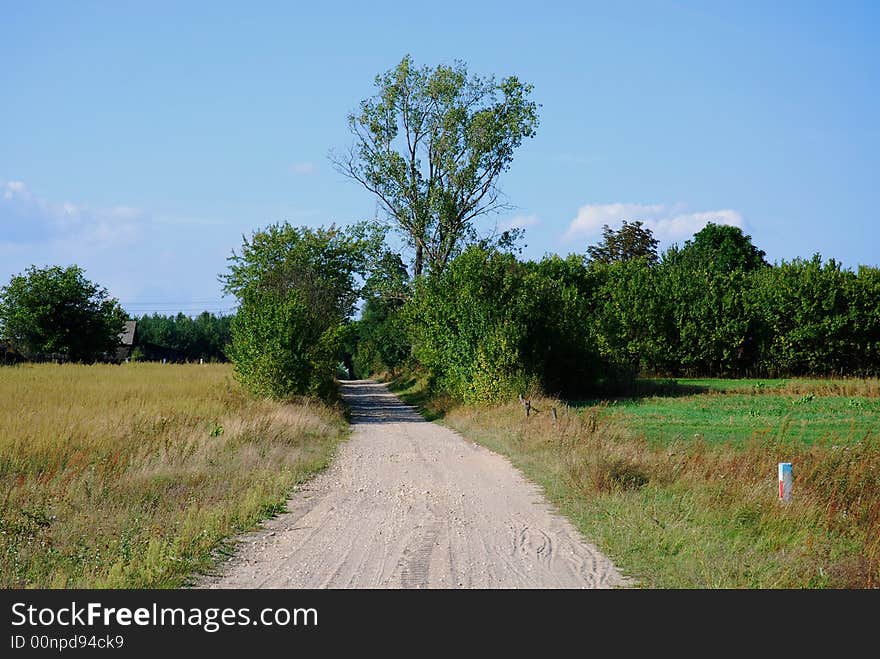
left=119, top=320, right=138, bottom=347
left=115, top=321, right=138, bottom=361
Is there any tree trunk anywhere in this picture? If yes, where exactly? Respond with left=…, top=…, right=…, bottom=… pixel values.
left=414, top=244, right=424, bottom=277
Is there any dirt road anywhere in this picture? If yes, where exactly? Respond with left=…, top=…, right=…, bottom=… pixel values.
left=197, top=380, right=630, bottom=588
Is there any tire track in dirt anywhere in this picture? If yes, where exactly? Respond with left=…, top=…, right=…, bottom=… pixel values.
left=195, top=380, right=632, bottom=589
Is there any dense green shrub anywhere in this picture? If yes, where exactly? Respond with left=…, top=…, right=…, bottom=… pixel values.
left=526, top=255, right=610, bottom=394
left=846, top=265, right=880, bottom=374
left=220, top=222, right=377, bottom=399
left=227, top=288, right=343, bottom=399
left=587, top=251, right=880, bottom=379
left=406, top=247, right=605, bottom=403
left=588, top=257, right=671, bottom=375
left=749, top=256, right=878, bottom=376
left=657, top=261, right=757, bottom=376
left=352, top=307, right=410, bottom=378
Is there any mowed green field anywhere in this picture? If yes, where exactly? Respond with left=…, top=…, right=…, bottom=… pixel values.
left=585, top=378, right=879, bottom=446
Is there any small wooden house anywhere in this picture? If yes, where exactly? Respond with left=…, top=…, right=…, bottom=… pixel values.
left=116, top=320, right=138, bottom=361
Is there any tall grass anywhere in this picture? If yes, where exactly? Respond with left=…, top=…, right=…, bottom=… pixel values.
left=0, top=363, right=348, bottom=588
left=393, top=377, right=880, bottom=588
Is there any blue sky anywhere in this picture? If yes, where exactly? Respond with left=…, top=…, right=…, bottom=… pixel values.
left=2, top=1, right=878, bottom=316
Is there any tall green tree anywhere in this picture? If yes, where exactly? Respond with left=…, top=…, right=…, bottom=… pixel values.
left=665, top=222, right=767, bottom=273
left=333, top=54, right=540, bottom=277
left=0, top=265, right=126, bottom=362
left=587, top=220, right=659, bottom=265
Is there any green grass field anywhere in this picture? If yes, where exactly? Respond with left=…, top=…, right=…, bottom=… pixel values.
left=585, top=378, right=880, bottom=446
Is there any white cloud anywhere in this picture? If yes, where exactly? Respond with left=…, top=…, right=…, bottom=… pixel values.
left=564, top=203, right=667, bottom=240
left=0, top=179, right=144, bottom=249
left=499, top=214, right=541, bottom=231
left=653, top=209, right=744, bottom=242
left=289, top=162, right=315, bottom=175
left=3, top=180, right=27, bottom=200
left=563, top=202, right=744, bottom=244
left=0, top=180, right=245, bottom=310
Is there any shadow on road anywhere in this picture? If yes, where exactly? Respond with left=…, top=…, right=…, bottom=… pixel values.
left=340, top=380, right=425, bottom=424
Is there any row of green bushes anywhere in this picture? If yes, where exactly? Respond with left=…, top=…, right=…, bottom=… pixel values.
left=353, top=244, right=879, bottom=403
left=590, top=253, right=880, bottom=379
left=221, top=220, right=879, bottom=405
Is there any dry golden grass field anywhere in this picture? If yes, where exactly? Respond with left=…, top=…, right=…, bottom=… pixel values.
left=0, top=362, right=347, bottom=588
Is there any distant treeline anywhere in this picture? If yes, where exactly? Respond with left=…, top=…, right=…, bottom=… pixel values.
left=586, top=250, right=880, bottom=380
left=353, top=222, right=880, bottom=402
left=134, top=312, right=232, bottom=362
left=215, top=219, right=880, bottom=404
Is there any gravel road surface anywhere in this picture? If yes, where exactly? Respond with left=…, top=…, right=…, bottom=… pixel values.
left=197, top=380, right=630, bottom=589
